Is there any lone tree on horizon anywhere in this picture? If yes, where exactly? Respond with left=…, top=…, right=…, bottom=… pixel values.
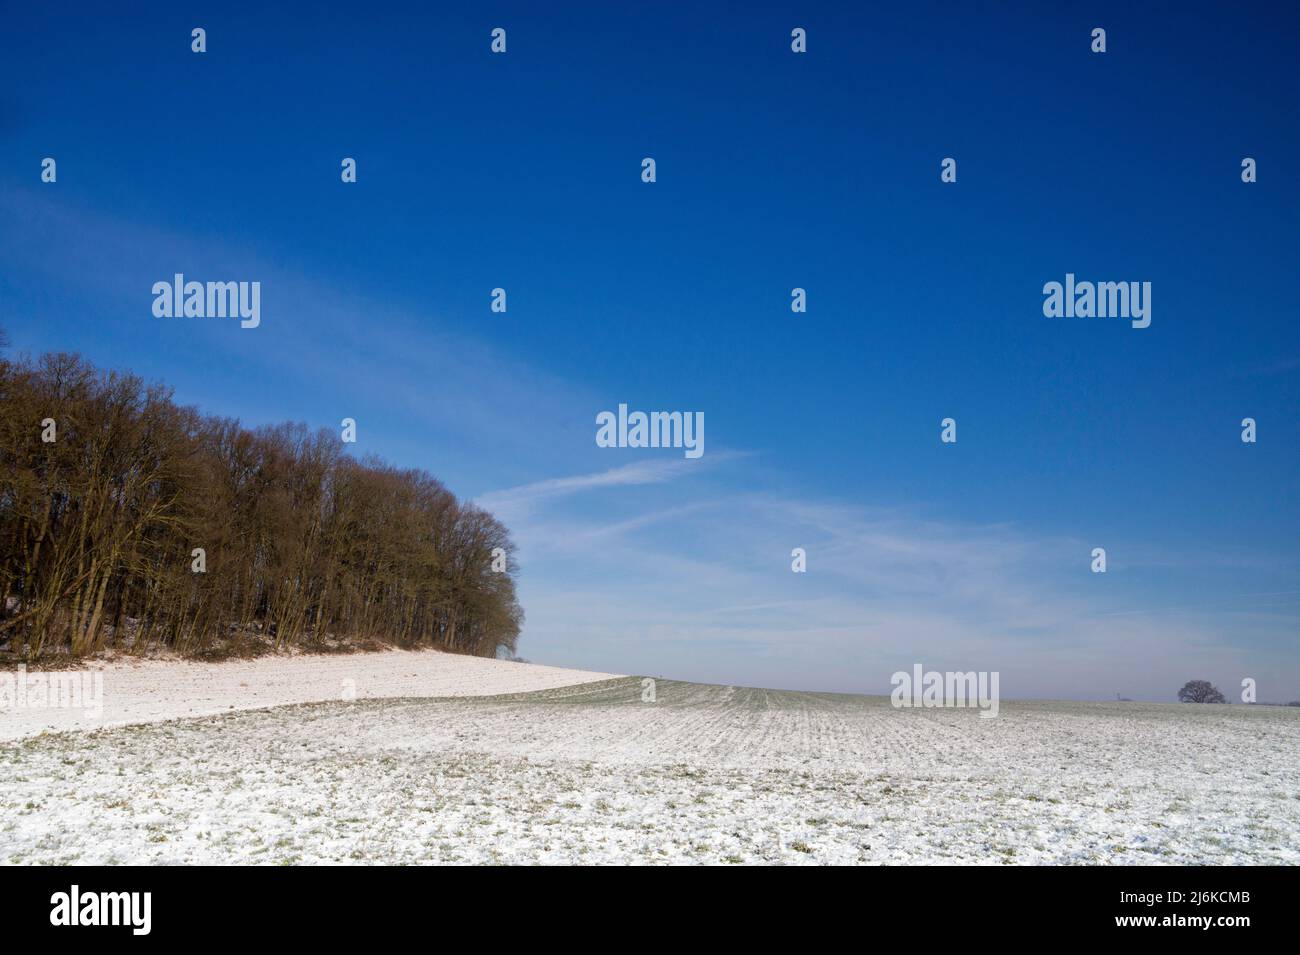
left=1178, top=680, right=1227, bottom=704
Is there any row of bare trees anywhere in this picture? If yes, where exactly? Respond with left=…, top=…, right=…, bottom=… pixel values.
left=0, top=347, right=522, bottom=660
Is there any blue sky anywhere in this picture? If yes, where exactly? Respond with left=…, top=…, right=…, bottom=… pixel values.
left=3, top=2, right=1298, bottom=699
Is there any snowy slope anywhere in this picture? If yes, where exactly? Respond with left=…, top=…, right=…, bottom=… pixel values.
left=0, top=649, right=621, bottom=741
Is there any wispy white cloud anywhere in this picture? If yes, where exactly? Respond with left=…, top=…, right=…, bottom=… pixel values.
left=494, top=458, right=1300, bottom=699
left=476, top=456, right=717, bottom=519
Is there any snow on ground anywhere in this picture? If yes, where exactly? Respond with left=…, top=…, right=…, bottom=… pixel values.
left=3, top=677, right=1297, bottom=864
left=0, top=649, right=620, bottom=741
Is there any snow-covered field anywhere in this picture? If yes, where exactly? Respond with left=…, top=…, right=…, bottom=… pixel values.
left=3, top=670, right=1297, bottom=865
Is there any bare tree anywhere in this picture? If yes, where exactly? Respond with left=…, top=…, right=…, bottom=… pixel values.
left=1177, top=680, right=1227, bottom=704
